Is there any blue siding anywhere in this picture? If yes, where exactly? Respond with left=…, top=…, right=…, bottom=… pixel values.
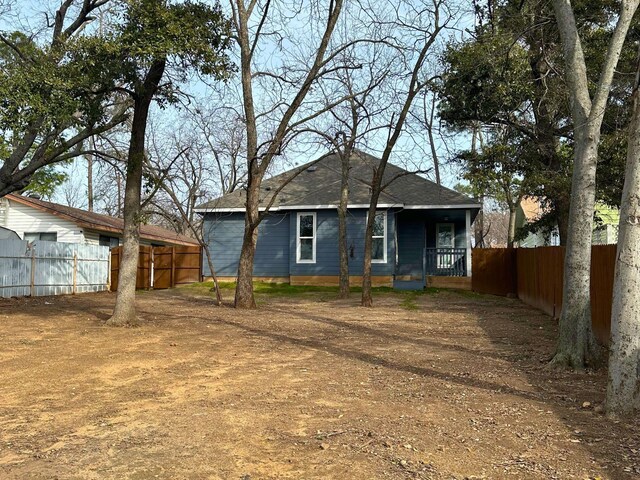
left=396, top=214, right=425, bottom=279
left=202, top=208, right=470, bottom=280
left=289, top=209, right=395, bottom=276
left=203, top=212, right=244, bottom=276
left=254, top=214, right=290, bottom=276
left=202, top=212, right=290, bottom=277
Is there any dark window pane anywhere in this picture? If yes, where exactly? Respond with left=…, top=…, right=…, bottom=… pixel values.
left=23, top=233, right=39, bottom=242
left=99, top=235, right=119, bottom=248
left=373, top=212, right=385, bottom=237
left=299, top=215, right=314, bottom=237
left=24, top=232, right=57, bottom=242
left=372, top=238, right=384, bottom=260
left=299, top=238, right=313, bottom=260
left=437, top=226, right=454, bottom=248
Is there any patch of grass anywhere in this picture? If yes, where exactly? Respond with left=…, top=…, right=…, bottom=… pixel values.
left=400, top=293, right=419, bottom=310
left=180, top=281, right=429, bottom=298
left=397, top=288, right=440, bottom=310
left=178, top=282, right=440, bottom=302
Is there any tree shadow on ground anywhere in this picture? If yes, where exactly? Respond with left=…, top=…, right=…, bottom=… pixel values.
left=37, top=289, right=640, bottom=478
left=172, top=291, right=639, bottom=479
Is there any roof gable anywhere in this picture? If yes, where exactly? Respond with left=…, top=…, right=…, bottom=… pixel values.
left=197, top=151, right=479, bottom=211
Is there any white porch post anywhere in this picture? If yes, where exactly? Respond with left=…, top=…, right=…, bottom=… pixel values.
left=465, top=209, right=472, bottom=276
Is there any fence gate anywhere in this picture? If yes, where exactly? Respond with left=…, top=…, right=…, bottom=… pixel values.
left=110, top=245, right=201, bottom=291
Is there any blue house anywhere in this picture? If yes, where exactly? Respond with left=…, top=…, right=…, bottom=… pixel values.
left=196, top=151, right=480, bottom=289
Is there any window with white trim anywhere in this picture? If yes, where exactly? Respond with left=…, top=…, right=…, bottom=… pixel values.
left=371, top=210, right=386, bottom=263
left=296, top=212, right=316, bottom=263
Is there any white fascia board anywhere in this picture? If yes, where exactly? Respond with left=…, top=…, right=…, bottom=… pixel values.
left=402, top=204, right=482, bottom=210
left=278, top=203, right=401, bottom=210
left=194, top=207, right=248, bottom=213
left=195, top=203, right=404, bottom=213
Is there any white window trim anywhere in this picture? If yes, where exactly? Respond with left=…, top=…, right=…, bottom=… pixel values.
left=368, top=210, right=387, bottom=264
left=296, top=212, right=316, bottom=263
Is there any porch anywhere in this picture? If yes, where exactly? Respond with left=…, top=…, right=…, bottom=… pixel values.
left=393, top=247, right=469, bottom=289
left=392, top=209, right=474, bottom=290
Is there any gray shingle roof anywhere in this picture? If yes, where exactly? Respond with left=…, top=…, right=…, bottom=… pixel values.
left=196, top=150, right=480, bottom=211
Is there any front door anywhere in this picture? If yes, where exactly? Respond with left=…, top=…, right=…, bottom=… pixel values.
left=436, top=223, right=455, bottom=268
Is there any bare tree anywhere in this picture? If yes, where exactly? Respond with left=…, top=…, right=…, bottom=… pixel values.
left=606, top=44, right=640, bottom=417
left=361, top=0, right=452, bottom=307
left=298, top=39, right=394, bottom=298
left=142, top=114, right=247, bottom=305
left=230, top=0, right=345, bottom=308
left=550, top=0, right=639, bottom=368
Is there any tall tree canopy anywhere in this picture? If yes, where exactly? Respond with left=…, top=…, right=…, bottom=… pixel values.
left=438, top=0, right=637, bottom=245
left=0, top=0, right=129, bottom=197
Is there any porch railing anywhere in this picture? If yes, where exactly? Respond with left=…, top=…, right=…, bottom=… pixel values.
left=425, top=248, right=467, bottom=277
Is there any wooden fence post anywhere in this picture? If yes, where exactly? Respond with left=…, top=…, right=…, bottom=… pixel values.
left=72, top=252, right=78, bottom=295
left=150, top=247, right=154, bottom=290
left=107, top=249, right=112, bottom=291
left=30, top=248, right=35, bottom=296
left=171, top=246, right=176, bottom=288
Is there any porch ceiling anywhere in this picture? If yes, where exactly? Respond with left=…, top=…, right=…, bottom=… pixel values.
left=396, top=208, right=475, bottom=222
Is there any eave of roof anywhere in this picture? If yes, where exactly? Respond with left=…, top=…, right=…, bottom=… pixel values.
left=195, top=203, right=482, bottom=213
left=6, top=194, right=199, bottom=246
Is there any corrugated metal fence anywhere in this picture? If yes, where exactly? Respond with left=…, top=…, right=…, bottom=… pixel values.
left=472, top=246, right=616, bottom=344
left=0, top=240, right=110, bottom=298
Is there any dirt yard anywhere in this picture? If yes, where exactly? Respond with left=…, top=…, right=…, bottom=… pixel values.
left=0, top=287, right=638, bottom=480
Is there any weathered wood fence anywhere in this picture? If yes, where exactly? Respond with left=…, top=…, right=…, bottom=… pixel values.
left=0, top=240, right=110, bottom=298
left=472, top=245, right=616, bottom=344
left=110, top=245, right=201, bottom=291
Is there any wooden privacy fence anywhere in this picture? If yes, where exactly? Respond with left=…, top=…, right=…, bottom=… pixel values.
left=110, top=245, right=201, bottom=291
left=472, top=245, right=616, bottom=344
left=0, top=240, right=110, bottom=298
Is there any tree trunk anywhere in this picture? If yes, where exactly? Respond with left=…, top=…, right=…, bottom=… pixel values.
left=555, top=194, right=570, bottom=246
left=235, top=224, right=258, bottom=309
left=551, top=131, right=602, bottom=367
left=507, top=205, right=517, bottom=248
left=203, top=242, right=223, bottom=306
left=338, top=151, right=350, bottom=298
left=234, top=177, right=260, bottom=309
left=605, top=50, right=640, bottom=417
left=107, top=106, right=146, bottom=326
left=550, top=0, right=638, bottom=368
left=87, top=154, right=93, bottom=212
left=475, top=197, right=485, bottom=248
left=361, top=211, right=375, bottom=307
left=107, top=60, right=166, bottom=326
left=362, top=169, right=383, bottom=307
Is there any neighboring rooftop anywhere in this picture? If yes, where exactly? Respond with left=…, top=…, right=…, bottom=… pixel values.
left=5, top=194, right=199, bottom=246
left=196, top=151, right=480, bottom=212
